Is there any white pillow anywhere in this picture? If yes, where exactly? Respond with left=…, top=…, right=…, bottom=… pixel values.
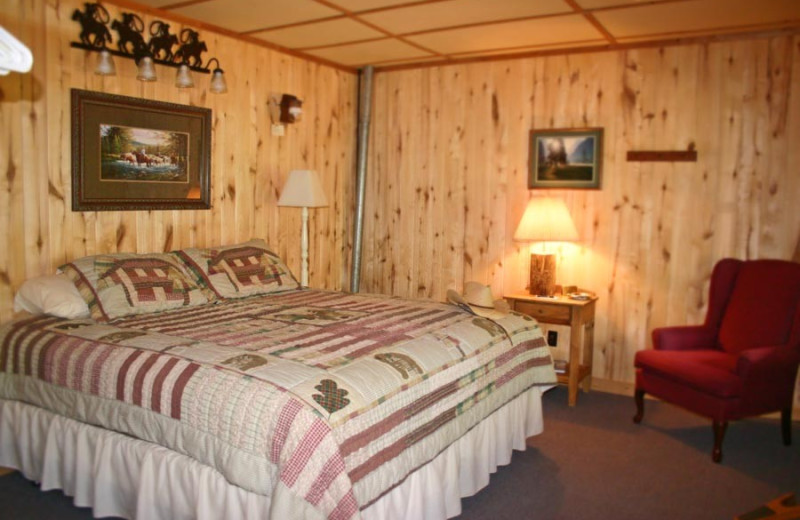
left=14, top=274, right=91, bottom=319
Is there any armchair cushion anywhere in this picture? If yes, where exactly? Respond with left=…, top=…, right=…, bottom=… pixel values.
left=635, top=349, right=741, bottom=398
left=718, top=261, right=800, bottom=354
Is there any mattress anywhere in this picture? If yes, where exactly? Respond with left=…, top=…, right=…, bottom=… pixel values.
left=0, top=288, right=555, bottom=519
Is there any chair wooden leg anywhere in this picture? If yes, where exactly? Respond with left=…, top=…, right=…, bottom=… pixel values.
left=781, top=408, right=792, bottom=446
left=633, top=389, right=645, bottom=424
left=712, top=420, right=727, bottom=463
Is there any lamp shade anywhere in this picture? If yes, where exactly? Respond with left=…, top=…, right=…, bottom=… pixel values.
left=94, top=49, right=116, bottom=76
left=278, top=170, right=328, bottom=208
left=209, top=68, right=227, bottom=94
left=175, top=64, right=194, bottom=88
left=136, top=56, right=157, bottom=82
left=514, top=197, right=578, bottom=243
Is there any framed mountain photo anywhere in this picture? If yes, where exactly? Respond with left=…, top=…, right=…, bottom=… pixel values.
left=528, top=128, right=603, bottom=189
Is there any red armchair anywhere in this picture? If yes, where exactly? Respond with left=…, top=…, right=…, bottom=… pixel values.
left=633, top=258, right=800, bottom=462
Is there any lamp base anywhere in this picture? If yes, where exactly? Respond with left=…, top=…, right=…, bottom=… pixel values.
left=529, top=253, right=556, bottom=297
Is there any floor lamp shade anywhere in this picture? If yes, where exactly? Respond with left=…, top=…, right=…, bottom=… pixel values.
left=277, top=170, right=328, bottom=208
left=278, top=170, right=328, bottom=287
left=514, top=197, right=579, bottom=296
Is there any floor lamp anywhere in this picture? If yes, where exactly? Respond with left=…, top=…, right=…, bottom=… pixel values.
left=513, top=196, right=579, bottom=297
left=278, top=170, right=328, bottom=287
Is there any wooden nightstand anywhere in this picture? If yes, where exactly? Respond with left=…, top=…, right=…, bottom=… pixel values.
left=505, top=292, right=598, bottom=406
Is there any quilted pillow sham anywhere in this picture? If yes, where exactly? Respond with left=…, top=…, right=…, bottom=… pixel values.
left=176, top=239, right=299, bottom=299
left=60, top=253, right=210, bottom=321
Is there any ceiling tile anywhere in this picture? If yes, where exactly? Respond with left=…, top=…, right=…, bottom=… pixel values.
left=171, top=0, right=340, bottom=33
left=407, top=15, right=605, bottom=55
left=595, top=0, right=800, bottom=39
left=252, top=18, right=383, bottom=49
left=360, top=0, right=572, bottom=35
left=574, top=0, right=662, bottom=9
left=328, top=0, right=414, bottom=11
left=305, top=38, right=433, bottom=66
left=127, top=0, right=177, bottom=7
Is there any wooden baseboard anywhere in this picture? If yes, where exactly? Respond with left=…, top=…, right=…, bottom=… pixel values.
left=590, top=377, right=635, bottom=397
left=589, top=377, right=800, bottom=422
left=0, top=467, right=15, bottom=477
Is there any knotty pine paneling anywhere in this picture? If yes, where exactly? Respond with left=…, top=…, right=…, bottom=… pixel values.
left=363, top=35, right=800, bottom=390
left=0, top=0, right=357, bottom=322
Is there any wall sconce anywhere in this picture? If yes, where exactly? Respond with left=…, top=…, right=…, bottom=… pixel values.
left=72, top=2, right=227, bottom=93
left=268, top=94, right=302, bottom=136
left=207, top=58, right=227, bottom=94
left=94, top=48, right=116, bottom=76
left=280, top=94, right=303, bottom=123
left=175, top=63, right=193, bottom=88
left=136, top=56, right=157, bottom=81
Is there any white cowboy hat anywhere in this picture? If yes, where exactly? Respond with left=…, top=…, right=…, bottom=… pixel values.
left=446, top=281, right=510, bottom=320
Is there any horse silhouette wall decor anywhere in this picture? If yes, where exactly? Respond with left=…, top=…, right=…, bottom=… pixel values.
left=70, top=2, right=226, bottom=93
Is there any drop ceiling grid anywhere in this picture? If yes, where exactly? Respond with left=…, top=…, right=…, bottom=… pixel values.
left=305, top=38, right=434, bottom=66
left=129, top=0, right=800, bottom=68
left=406, top=14, right=607, bottom=56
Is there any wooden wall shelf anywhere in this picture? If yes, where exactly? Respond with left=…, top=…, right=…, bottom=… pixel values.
left=626, top=150, right=698, bottom=162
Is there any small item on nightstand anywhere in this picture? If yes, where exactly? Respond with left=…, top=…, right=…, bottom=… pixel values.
left=553, top=359, right=567, bottom=373
left=568, top=292, right=591, bottom=301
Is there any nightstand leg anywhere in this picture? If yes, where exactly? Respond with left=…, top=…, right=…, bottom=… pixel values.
left=568, top=309, right=581, bottom=406
left=581, top=319, right=595, bottom=393
left=567, top=366, right=579, bottom=406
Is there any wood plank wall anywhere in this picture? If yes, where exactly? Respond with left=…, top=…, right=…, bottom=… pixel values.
left=362, top=35, right=800, bottom=390
left=0, top=0, right=357, bottom=322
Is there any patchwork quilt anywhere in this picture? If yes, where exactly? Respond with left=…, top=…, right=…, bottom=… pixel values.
left=0, top=289, right=555, bottom=519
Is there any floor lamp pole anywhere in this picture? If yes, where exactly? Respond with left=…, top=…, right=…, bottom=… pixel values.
left=301, top=206, right=310, bottom=287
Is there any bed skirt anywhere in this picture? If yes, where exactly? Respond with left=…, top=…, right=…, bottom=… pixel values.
left=0, top=386, right=547, bottom=520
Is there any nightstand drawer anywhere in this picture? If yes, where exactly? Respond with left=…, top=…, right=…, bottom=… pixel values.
left=513, top=300, right=571, bottom=324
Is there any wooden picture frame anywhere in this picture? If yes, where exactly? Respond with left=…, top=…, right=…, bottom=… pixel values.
left=528, top=128, right=603, bottom=189
left=71, top=89, right=211, bottom=211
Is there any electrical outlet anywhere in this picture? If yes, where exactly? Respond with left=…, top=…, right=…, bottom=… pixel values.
left=547, top=330, right=558, bottom=347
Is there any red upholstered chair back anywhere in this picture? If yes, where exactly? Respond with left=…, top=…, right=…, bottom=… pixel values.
left=715, top=259, right=800, bottom=354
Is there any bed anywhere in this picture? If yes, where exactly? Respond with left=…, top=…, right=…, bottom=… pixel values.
left=0, top=240, right=555, bottom=519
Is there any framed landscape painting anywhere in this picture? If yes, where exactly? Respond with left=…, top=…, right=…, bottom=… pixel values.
left=71, top=89, right=211, bottom=211
left=528, top=128, right=603, bottom=189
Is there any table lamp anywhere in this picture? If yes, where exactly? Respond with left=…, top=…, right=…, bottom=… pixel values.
left=278, top=169, right=328, bottom=287
left=513, top=196, right=579, bottom=297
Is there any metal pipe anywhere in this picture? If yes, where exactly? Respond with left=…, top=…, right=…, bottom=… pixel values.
left=350, top=65, right=374, bottom=293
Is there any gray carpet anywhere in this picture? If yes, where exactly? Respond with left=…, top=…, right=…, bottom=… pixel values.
left=0, top=386, right=797, bottom=519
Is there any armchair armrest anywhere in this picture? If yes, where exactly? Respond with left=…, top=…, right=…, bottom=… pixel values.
left=736, top=345, right=800, bottom=382
left=652, top=325, right=717, bottom=351
left=735, top=345, right=800, bottom=409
